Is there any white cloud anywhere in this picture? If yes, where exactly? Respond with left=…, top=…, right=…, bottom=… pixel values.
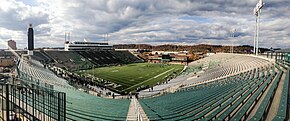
left=0, top=0, right=289, bottom=49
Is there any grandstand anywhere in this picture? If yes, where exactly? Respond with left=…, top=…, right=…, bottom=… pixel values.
left=140, top=67, right=274, bottom=120
left=30, top=50, right=143, bottom=71
left=138, top=53, right=289, bottom=121
left=138, top=53, right=272, bottom=97
left=17, top=57, right=72, bottom=89
left=4, top=1, right=289, bottom=119
left=45, top=50, right=94, bottom=71
left=16, top=56, right=130, bottom=120
left=2, top=50, right=288, bottom=121
left=77, top=50, right=143, bottom=67
left=184, top=54, right=271, bottom=85
left=30, top=51, right=53, bottom=63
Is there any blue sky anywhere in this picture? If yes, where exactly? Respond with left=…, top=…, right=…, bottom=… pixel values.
left=0, top=0, right=289, bottom=49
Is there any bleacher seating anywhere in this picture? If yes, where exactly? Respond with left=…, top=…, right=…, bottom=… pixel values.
left=140, top=66, right=277, bottom=120
left=77, top=50, right=143, bottom=67
left=31, top=51, right=53, bottom=63
left=139, top=53, right=289, bottom=121
left=28, top=50, right=143, bottom=71
left=18, top=58, right=71, bottom=88
left=17, top=58, right=130, bottom=121
left=45, top=51, right=94, bottom=71
left=139, top=53, right=272, bottom=97
left=189, top=54, right=270, bottom=84
left=111, top=51, right=143, bottom=63
left=250, top=65, right=283, bottom=121
left=272, top=65, right=289, bottom=121
left=16, top=51, right=289, bottom=121
left=65, top=89, right=130, bottom=120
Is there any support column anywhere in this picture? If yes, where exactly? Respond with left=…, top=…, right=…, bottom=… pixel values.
left=281, top=53, right=283, bottom=60
left=287, top=53, right=290, bottom=63
left=5, top=84, right=9, bottom=121
left=271, top=52, right=273, bottom=59
left=275, top=53, right=278, bottom=62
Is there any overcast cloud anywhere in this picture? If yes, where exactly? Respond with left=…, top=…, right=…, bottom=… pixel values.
left=0, top=0, right=289, bottom=49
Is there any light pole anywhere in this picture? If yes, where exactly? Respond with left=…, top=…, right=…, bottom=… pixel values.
left=254, top=0, right=264, bottom=56
left=231, top=29, right=236, bottom=53
left=253, top=17, right=257, bottom=54
left=256, top=10, right=261, bottom=56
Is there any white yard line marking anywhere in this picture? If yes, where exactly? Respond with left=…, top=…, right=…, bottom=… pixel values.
left=122, top=68, right=175, bottom=91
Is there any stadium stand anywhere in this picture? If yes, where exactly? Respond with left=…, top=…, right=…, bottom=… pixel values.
left=62, top=87, right=130, bottom=121
left=30, top=51, right=53, bottom=63
left=248, top=65, right=283, bottom=120
left=77, top=50, right=143, bottom=67
left=17, top=57, right=130, bottom=121
left=139, top=53, right=272, bottom=97
left=34, top=50, right=142, bottom=71
left=13, top=51, right=289, bottom=121
left=270, top=61, right=289, bottom=121
left=187, top=54, right=270, bottom=84
left=44, top=51, right=94, bottom=71
left=112, top=50, right=143, bottom=63
left=18, top=58, right=72, bottom=89
left=139, top=53, right=289, bottom=121
left=139, top=66, right=276, bottom=120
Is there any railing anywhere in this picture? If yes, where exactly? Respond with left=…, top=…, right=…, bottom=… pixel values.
left=0, top=83, right=66, bottom=121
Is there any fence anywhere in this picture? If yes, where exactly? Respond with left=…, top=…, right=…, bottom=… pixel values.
left=0, top=83, right=66, bottom=121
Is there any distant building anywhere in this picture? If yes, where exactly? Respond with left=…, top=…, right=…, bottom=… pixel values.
left=64, top=41, right=113, bottom=51
left=0, top=58, right=14, bottom=67
left=7, top=40, right=16, bottom=50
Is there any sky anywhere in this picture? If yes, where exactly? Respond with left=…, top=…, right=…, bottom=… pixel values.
left=0, top=0, right=289, bottom=49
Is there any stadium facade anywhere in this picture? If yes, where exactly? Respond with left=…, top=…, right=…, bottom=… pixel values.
left=64, top=41, right=113, bottom=51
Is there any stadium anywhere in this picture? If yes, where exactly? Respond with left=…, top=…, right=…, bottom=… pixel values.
left=2, top=45, right=289, bottom=121
left=0, top=0, right=290, bottom=121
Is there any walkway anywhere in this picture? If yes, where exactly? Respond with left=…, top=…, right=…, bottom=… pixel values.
left=266, top=67, right=286, bottom=121
left=126, top=97, right=149, bottom=121
left=247, top=67, right=278, bottom=119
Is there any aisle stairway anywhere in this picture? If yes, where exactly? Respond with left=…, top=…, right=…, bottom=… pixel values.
left=127, top=97, right=149, bottom=121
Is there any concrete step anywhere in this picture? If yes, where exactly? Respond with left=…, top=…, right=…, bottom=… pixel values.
left=126, top=97, right=149, bottom=121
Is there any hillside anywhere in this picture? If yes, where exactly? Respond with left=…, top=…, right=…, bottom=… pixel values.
left=113, top=44, right=270, bottom=53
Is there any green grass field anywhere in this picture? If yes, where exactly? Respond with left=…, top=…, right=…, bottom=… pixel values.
left=83, top=63, right=184, bottom=93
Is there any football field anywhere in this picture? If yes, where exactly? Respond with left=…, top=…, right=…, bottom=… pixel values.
left=84, top=63, right=184, bottom=93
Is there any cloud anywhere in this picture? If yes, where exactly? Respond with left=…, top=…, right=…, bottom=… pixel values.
left=0, top=0, right=289, bottom=49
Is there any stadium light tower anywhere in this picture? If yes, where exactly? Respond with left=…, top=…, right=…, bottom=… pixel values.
left=253, top=19, right=256, bottom=54
left=253, top=0, right=264, bottom=56
left=231, top=29, right=236, bottom=53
